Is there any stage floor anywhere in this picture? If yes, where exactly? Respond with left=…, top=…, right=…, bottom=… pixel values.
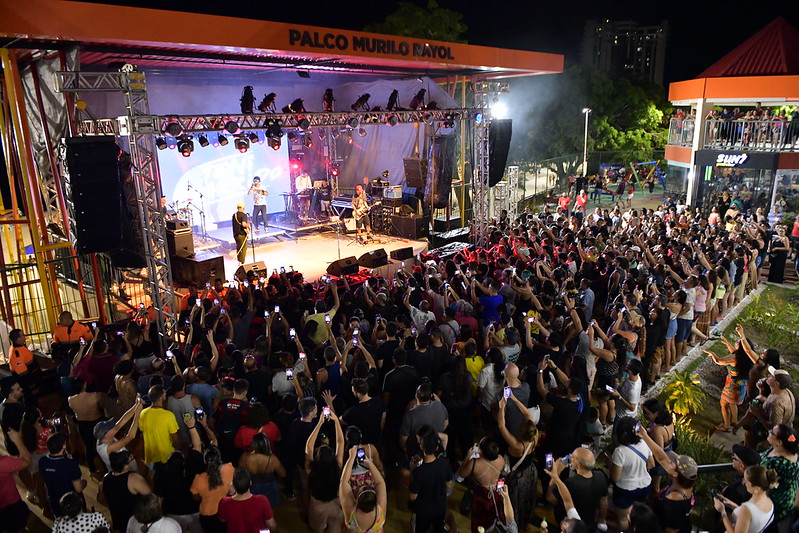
left=199, top=229, right=429, bottom=282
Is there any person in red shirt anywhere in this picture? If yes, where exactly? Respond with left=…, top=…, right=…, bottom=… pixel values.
left=234, top=402, right=281, bottom=453
left=558, top=193, right=571, bottom=216
left=217, top=468, right=277, bottom=533
left=0, top=429, right=31, bottom=531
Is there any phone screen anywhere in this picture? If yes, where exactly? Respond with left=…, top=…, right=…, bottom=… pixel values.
left=195, top=407, right=204, bottom=418
left=357, top=448, right=365, bottom=462
left=504, top=386, right=511, bottom=399
left=496, top=479, right=505, bottom=492
left=325, top=314, right=331, bottom=323
left=352, top=337, right=359, bottom=346
left=605, top=385, right=615, bottom=393
left=275, top=305, right=280, bottom=313
left=166, top=350, right=174, bottom=359
left=545, top=453, right=554, bottom=470
left=286, top=368, right=294, bottom=379
left=323, top=406, right=331, bottom=418
left=299, top=352, right=306, bottom=360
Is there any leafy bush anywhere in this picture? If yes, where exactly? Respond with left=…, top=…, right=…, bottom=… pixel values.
left=738, top=294, right=799, bottom=350
left=662, top=370, right=705, bottom=416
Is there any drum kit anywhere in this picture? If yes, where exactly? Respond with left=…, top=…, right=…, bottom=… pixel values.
left=166, top=200, right=196, bottom=226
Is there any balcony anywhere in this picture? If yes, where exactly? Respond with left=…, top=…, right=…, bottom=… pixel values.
left=667, top=117, right=694, bottom=147
left=703, top=119, right=798, bottom=152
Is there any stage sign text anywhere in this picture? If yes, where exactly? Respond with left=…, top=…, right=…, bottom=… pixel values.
left=288, top=30, right=455, bottom=60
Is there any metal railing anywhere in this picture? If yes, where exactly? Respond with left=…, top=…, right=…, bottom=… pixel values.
left=668, top=117, right=695, bottom=147
left=703, top=119, right=798, bottom=151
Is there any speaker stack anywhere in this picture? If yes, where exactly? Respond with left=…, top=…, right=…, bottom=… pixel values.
left=358, top=249, right=389, bottom=268
left=326, top=256, right=360, bottom=276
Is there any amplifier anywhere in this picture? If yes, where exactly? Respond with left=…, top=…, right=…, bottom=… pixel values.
left=391, top=215, right=429, bottom=240
left=167, top=219, right=190, bottom=231
left=383, top=186, right=403, bottom=199
left=167, top=227, right=194, bottom=258
left=171, top=251, right=225, bottom=287
left=382, top=197, right=403, bottom=208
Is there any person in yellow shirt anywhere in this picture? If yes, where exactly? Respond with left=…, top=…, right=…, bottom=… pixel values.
left=138, top=385, right=179, bottom=465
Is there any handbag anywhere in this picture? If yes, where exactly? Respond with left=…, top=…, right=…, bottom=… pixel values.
left=503, top=441, right=533, bottom=487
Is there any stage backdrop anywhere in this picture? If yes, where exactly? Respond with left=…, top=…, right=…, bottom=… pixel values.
left=157, top=141, right=290, bottom=228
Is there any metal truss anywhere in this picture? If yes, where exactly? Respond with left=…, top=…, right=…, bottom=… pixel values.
left=471, top=100, right=492, bottom=248
left=506, top=165, right=520, bottom=222
left=55, top=71, right=177, bottom=346
left=492, top=182, right=508, bottom=218
left=75, top=108, right=473, bottom=136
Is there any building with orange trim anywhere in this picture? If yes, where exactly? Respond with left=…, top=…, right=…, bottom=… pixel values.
left=664, top=17, right=799, bottom=212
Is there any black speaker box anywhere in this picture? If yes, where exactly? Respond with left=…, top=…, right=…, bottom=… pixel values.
left=358, top=249, right=389, bottom=268
left=167, top=228, right=194, bottom=259
left=167, top=219, right=190, bottom=231
left=235, top=261, right=267, bottom=280
left=390, top=247, right=415, bottom=261
left=489, top=119, right=512, bottom=187
left=403, top=157, right=428, bottom=188
left=66, top=136, right=123, bottom=254
left=327, top=256, right=360, bottom=276
left=171, top=252, right=226, bottom=287
left=391, top=215, right=429, bottom=239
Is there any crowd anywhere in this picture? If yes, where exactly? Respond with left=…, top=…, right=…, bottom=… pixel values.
left=1, top=190, right=798, bottom=533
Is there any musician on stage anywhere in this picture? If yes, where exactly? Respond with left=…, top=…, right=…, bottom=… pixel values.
left=361, top=176, right=373, bottom=200
left=232, top=202, right=249, bottom=264
left=352, top=184, right=373, bottom=243
left=247, top=176, right=269, bottom=233
left=295, top=172, right=313, bottom=219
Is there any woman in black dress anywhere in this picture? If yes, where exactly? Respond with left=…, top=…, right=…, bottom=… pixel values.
left=767, top=226, right=790, bottom=283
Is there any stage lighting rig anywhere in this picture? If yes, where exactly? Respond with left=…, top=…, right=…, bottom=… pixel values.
left=297, top=117, right=311, bottom=131
left=281, top=98, right=306, bottom=114
left=358, top=128, right=367, bottom=137
left=240, top=86, right=255, bottom=114
left=386, top=89, right=400, bottom=111
left=235, top=136, right=250, bottom=153
left=351, top=93, right=371, bottom=111
left=155, top=137, right=168, bottom=150
left=323, top=88, right=335, bottom=112
left=224, top=121, right=240, bottom=134
left=267, top=137, right=282, bottom=151
left=266, top=118, right=284, bottom=140
left=422, top=112, right=434, bottom=125
left=287, top=132, right=298, bottom=142
left=257, top=92, right=277, bottom=113
left=385, top=115, right=399, bottom=127
left=164, top=121, right=183, bottom=137
left=217, top=134, right=229, bottom=146
left=409, top=89, right=426, bottom=110
left=344, top=130, right=353, bottom=144
left=347, top=116, right=360, bottom=129
left=303, top=135, right=313, bottom=148
left=443, top=113, right=458, bottom=128
left=424, top=101, right=439, bottom=110
left=248, top=132, right=260, bottom=144
left=198, top=135, right=210, bottom=147
left=177, top=135, right=194, bottom=157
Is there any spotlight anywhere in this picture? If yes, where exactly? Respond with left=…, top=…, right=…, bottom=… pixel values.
left=281, top=98, right=306, bottom=114
left=475, top=112, right=483, bottom=124
left=297, top=117, right=310, bottom=131
left=322, top=89, right=335, bottom=112
left=164, top=122, right=183, bottom=137
left=198, top=135, right=210, bottom=148
left=303, top=135, right=313, bottom=148
left=386, top=89, right=399, bottom=111
left=423, top=112, right=434, bottom=125
left=224, top=121, right=240, bottom=134
left=287, top=132, right=298, bottom=142
left=409, top=89, right=426, bottom=110
left=344, top=130, right=353, bottom=144
left=443, top=113, right=457, bottom=128
left=347, top=116, right=360, bottom=129
left=351, top=93, right=371, bottom=111
left=217, top=134, right=229, bottom=146
left=177, top=135, right=194, bottom=157
left=155, top=137, right=168, bottom=150
left=358, top=128, right=367, bottom=137
left=240, top=85, right=255, bottom=114
left=257, top=93, right=277, bottom=113
left=385, top=115, right=398, bottom=127
left=267, top=137, right=282, bottom=151
left=248, top=132, right=259, bottom=144
left=235, top=136, right=250, bottom=153
left=331, top=167, right=339, bottom=177
left=266, top=118, right=284, bottom=140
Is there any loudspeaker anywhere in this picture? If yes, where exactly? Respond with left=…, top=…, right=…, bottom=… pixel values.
left=327, top=256, right=360, bottom=276
left=235, top=261, right=267, bottom=280
left=167, top=219, right=190, bottom=231
left=426, top=135, right=457, bottom=209
left=358, top=249, right=389, bottom=268
left=390, top=247, right=414, bottom=261
left=171, top=252, right=226, bottom=287
left=66, top=136, right=122, bottom=253
left=403, top=157, right=428, bottom=188
left=167, top=228, right=194, bottom=259
left=391, top=215, right=429, bottom=239
left=489, top=119, right=512, bottom=187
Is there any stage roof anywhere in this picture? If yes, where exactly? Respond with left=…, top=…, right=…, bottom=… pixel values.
left=0, top=0, right=564, bottom=78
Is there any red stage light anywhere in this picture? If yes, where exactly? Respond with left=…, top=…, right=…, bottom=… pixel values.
left=291, top=162, right=300, bottom=170
left=331, top=169, right=339, bottom=176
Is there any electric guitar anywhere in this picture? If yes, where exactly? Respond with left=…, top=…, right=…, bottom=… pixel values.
left=353, top=200, right=381, bottom=219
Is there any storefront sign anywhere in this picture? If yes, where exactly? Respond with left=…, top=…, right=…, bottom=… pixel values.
left=288, top=30, right=456, bottom=60
left=715, top=153, right=749, bottom=167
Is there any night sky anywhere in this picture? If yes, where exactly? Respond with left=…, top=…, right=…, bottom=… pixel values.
left=78, top=0, right=799, bottom=84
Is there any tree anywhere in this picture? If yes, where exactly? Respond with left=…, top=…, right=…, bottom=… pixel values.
left=510, top=65, right=670, bottom=183
left=363, top=0, right=468, bottom=43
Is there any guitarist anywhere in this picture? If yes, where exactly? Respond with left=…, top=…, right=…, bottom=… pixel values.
left=352, top=184, right=373, bottom=244
left=232, top=202, right=250, bottom=264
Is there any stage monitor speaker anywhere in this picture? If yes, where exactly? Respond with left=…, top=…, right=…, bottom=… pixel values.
left=167, top=219, right=190, bottom=231
left=66, top=136, right=123, bottom=254
left=489, top=119, right=512, bottom=187
left=391, top=215, right=429, bottom=240
left=171, top=252, right=225, bottom=287
left=235, top=261, right=268, bottom=280
left=358, top=249, right=389, bottom=268
left=167, top=228, right=194, bottom=259
left=403, top=157, right=428, bottom=189
left=390, top=247, right=414, bottom=261
left=327, top=256, right=360, bottom=276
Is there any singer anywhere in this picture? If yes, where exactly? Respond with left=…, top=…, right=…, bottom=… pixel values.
left=232, top=202, right=249, bottom=264
left=247, top=176, right=269, bottom=233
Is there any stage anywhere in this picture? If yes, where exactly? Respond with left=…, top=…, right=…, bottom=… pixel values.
left=193, top=227, right=429, bottom=283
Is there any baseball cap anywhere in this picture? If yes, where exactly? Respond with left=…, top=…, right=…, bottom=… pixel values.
left=94, top=419, right=117, bottom=441
left=666, top=451, right=698, bottom=480
left=732, top=444, right=761, bottom=467
left=236, top=201, right=245, bottom=209
left=768, top=365, right=789, bottom=377
left=768, top=366, right=791, bottom=387
left=630, top=246, right=642, bottom=253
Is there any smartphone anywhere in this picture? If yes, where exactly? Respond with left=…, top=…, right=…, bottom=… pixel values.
left=605, top=385, right=615, bottom=393
left=183, top=412, right=192, bottom=421
left=376, top=314, right=381, bottom=323
left=634, top=421, right=642, bottom=434
left=91, top=322, right=97, bottom=329
left=353, top=328, right=360, bottom=337
left=243, top=280, right=249, bottom=287
left=401, top=261, right=405, bottom=268
left=195, top=406, right=204, bottom=418
left=79, top=337, right=86, bottom=345
left=325, top=314, right=331, bottom=324
left=286, top=368, right=294, bottom=380
left=166, top=350, right=174, bottom=360
left=411, top=327, right=417, bottom=336
left=214, top=299, right=219, bottom=306
left=280, top=266, right=286, bottom=273
left=356, top=448, right=366, bottom=463
left=545, top=453, right=554, bottom=470
left=220, top=308, right=226, bottom=315
left=562, top=454, right=571, bottom=466
left=323, top=406, right=331, bottom=419
left=289, top=266, right=294, bottom=272
left=471, top=445, right=480, bottom=459
left=275, top=305, right=280, bottom=313
left=260, top=529, right=271, bottom=533
left=503, top=386, right=511, bottom=399
left=352, top=337, right=359, bottom=346
left=620, top=307, right=627, bottom=313
left=711, top=489, right=718, bottom=499
left=139, top=303, right=145, bottom=309
left=299, top=352, right=306, bottom=360
left=496, top=478, right=505, bottom=492
left=264, top=310, right=270, bottom=318
left=205, top=282, right=211, bottom=289
left=195, top=299, right=201, bottom=307
left=543, top=354, right=550, bottom=364
left=528, top=316, right=535, bottom=323
left=289, top=328, right=296, bottom=339
left=117, top=330, right=125, bottom=335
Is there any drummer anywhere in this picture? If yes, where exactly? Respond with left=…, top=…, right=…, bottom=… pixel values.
left=295, top=171, right=313, bottom=218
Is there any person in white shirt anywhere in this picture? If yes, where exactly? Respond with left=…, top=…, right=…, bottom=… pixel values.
left=610, top=416, right=654, bottom=531
left=612, top=359, right=642, bottom=421
left=247, top=176, right=269, bottom=233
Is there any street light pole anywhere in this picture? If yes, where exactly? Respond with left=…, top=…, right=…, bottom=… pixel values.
left=582, top=107, right=591, bottom=177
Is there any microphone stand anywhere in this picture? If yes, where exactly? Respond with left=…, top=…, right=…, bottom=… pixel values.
left=248, top=212, right=257, bottom=263
left=188, top=183, right=208, bottom=239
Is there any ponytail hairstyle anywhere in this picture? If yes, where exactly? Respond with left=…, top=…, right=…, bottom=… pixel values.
left=745, top=465, right=779, bottom=491
left=203, top=446, right=224, bottom=489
